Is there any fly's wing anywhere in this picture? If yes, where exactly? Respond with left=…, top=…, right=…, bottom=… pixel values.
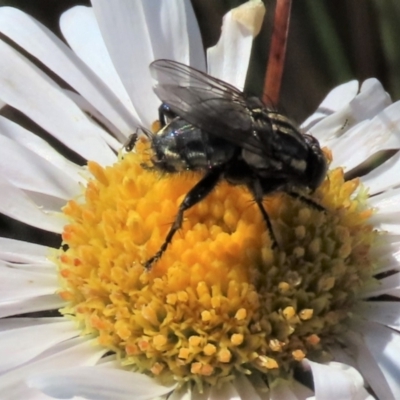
left=150, top=59, right=268, bottom=155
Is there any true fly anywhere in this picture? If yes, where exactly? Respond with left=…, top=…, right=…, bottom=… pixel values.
left=135, top=59, right=327, bottom=269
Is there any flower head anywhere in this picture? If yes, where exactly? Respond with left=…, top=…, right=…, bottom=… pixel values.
left=58, top=141, right=376, bottom=389
left=0, top=1, right=400, bottom=400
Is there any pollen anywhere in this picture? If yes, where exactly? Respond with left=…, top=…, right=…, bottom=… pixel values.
left=57, top=139, right=377, bottom=387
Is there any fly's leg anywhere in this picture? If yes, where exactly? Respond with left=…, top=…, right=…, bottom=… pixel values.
left=144, top=167, right=223, bottom=269
left=248, top=180, right=278, bottom=248
left=124, top=131, right=139, bottom=152
left=158, top=103, right=176, bottom=127
left=287, top=191, right=325, bottom=212
left=253, top=198, right=278, bottom=248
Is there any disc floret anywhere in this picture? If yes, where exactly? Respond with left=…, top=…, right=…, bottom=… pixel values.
left=57, top=140, right=377, bottom=386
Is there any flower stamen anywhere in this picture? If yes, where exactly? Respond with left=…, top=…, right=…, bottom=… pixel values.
left=57, top=140, right=377, bottom=386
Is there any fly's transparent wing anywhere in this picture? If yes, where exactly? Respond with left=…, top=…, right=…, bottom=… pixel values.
left=150, top=59, right=267, bottom=154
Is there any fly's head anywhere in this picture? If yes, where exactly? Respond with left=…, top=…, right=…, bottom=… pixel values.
left=303, top=133, right=328, bottom=192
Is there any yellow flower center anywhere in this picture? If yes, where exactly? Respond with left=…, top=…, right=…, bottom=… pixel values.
left=57, top=138, right=377, bottom=387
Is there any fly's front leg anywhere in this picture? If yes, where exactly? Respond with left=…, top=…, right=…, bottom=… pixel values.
left=124, top=131, right=139, bottom=152
left=158, top=103, right=176, bottom=127
left=144, top=167, right=223, bottom=269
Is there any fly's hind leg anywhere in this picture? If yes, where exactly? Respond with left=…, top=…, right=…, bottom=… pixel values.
left=144, top=167, right=223, bottom=269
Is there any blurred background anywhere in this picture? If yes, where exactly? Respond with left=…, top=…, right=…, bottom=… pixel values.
left=0, top=0, right=399, bottom=244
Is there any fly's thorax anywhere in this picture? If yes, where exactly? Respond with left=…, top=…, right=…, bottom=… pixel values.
left=151, top=117, right=236, bottom=172
left=245, top=95, right=264, bottom=110
left=150, top=120, right=189, bottom=172
left=242, top=148, right=281, bottom=171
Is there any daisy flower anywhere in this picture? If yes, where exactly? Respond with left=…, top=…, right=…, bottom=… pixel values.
left=0, top=1, right=400, bottom=399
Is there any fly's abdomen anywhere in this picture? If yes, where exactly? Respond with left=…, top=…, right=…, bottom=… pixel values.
left=152, top=118, right=235, bottom=172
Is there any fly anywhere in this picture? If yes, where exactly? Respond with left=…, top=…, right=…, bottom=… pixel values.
left=131, top=60, right=327, bottom=269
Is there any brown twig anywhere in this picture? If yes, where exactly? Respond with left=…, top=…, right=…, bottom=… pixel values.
left=263, top=0, right=292, bottom=106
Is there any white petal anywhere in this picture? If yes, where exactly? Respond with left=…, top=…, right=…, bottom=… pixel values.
left=32, top=337, right=103, bottom=366
left=302, top=81, right=359, bottom=130
left=0, top=116, right=83, bottom=183
left=232, top=374, right=264, bottom=400
left=0, top=39, right=115, bottom=165
left=28, top=367, right=175, bottom=400
left=0, top=294, right=65, bottom=318
left=329, top=345, right=358, bottom=371
left=0, top=338, right=105, bottom=399
left=301, top=359, right=372, bottom=400
left=245, top=374, right=271, bottom=400
left=270, top=380, right=312, bottom=400
left=0, top=319, right=77, bottom=374
left=59, top=6, right=139, bottom=133
left=0, top=7, right=137, bottom=142
left=347, top=77, right=390, bottom=120
left=349, top=321, right=400, bottom=399
left=370, top=233, right=400, bottom=274
left=91, top=0, right=199, bottom=127
left=169, top=386, right=211, bottom=400
left=330, top=100, right=400, bottom=171
left=90, top=0, right=156, bottom=126
left=62, top=90, right=124, bottom=151
left=209, top=381, right=240, bottom=399
left=0, top=134, right=80, bottom=200
left=60, top=1, right=205, bottom=120
left=366, top=273, right=400, bottom=299
left=180, top=0, right=206, bottom=71
left=94, top=355, right=118, bottom=367
left=22, top=192, right=67, bottom=214
left=0, top=238, right=53, bottom=264
left=2, top=260, right=54, bottom=272
left=368, top=188, right=400, bottom=234
left=355, top=301, right=400, bottom=330
left=360, top=272, right=400, bottom=298
left=168, top=387, right=193, bottom=400
left=290, top=380, right=315, bottom=399
left=362, top=150, right=400, bottom=195
left=2, top=386, right=58, bottom=400
left=0, top=261, right=58, bottom=301
left=0, top=317, right=63, bottom=331
left=0, top=173, right=66, bottom=233
left=309, top=78, right=391, bottom=146
left=207, top=0, right=265, bottom=90
left=143, top=0, right=204, bottom=67
left=369, top=187, right=400, bottom=214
